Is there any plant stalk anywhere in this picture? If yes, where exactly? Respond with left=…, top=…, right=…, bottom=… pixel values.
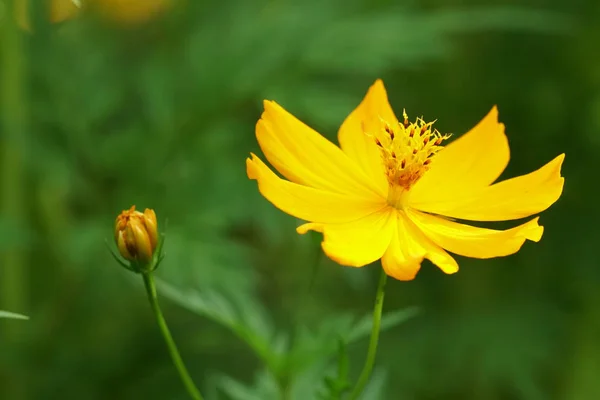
left=142, top=272, right=204, bottom=400
left=348, top=269, right=387, bottom=400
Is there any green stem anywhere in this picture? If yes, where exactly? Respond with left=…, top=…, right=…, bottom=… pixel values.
left=142, top=272, right=204, bottom=400
left=348, top=269, right=387, bottom=400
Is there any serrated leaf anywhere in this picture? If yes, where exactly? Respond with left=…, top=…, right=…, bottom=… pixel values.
left=283, top=308, right=417, bottom=382
left=156, top=279, right=282, bottom=373
left=216, top=375, right=264, bottom=400
left=216, top=369, right=280, bottom=400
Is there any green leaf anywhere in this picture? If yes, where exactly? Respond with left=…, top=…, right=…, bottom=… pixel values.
left=155, top=279, right=282, bottom=373
left=215, top=369, right=280, bottom=400
left=358, top=369, right=389, bottom=400
left=0, top=310, right=29, bottom=320
left=284, top=308, right=418, bottom=380
left=318, top=339, right=352, bottom=400
left=347, top=307, right=420, bottom=343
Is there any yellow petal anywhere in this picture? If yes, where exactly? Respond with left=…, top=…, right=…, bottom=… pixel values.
left=297, top=208, right=396, bottom=267
left=143, top=209, right=159, bottom=249
left=117, top=230, right=134, bottom=261
left=256, top=101, right=385, bottom=198
left=337, top=80, right=390, bottom=195
left=381, top=212, right=458, bottom=281
left=247, top=154, right=387, bottom=223
left=407, top=209, right=544, bottom=259
left=128, top=220, right=153, bottom=263
left=409, top=106, right=510, bottom=205
left=409, top=154, right=564, bottom=221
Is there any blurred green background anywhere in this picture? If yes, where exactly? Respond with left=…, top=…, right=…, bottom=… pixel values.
left=0, top=0, right=598, bottom=399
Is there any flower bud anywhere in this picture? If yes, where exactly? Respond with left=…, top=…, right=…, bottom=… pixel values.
left=114, top=205, right=159, bottom=267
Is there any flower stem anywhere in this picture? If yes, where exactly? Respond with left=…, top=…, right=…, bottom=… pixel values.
left=348, top=269, right=387, bottom=400
left=142, top=272, right=204, bottom=400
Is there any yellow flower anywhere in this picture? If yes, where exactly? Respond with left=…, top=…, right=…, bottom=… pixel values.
left=93, top=0, right=176, bottom=24
left=246, top=80, right=565, bottom=280
left=114, top=205, right=158, bottom=264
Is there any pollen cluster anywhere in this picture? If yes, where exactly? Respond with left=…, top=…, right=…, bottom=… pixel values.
left=368, top=110, right=450, bottom=191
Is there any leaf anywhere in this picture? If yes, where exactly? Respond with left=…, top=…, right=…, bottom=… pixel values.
left=215, top=375, right=265, bottom=400
left=215, top=369, right=281, bottom=400
left=302, top=7, right=572, bottom=75
left=285, top=308, right=418, bottom=378
left=0, top=310, right=29, bottom=320
left=347, top=307, right=420, bottom=344
left=156, top=279, right=282, bottom=373
left=318, top=339, right=352, bottom=400
left=358, top=368, right=389, bottom=400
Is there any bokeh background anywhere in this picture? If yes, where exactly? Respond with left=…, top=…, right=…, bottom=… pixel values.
left=0, top=0, right=598, bottom=399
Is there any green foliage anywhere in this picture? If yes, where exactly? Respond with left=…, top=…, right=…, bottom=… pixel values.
left=158, top=276, right=417, bottom=399
left=0, top=0, right=594, bottom=399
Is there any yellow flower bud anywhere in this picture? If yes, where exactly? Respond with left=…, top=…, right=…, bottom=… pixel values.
left=114, top=205, right=159, bottom=265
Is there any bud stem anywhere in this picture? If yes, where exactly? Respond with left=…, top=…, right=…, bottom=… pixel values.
left=142, top=272, right=204, bottom=400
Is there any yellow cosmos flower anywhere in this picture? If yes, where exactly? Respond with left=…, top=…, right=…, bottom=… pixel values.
left=246, top=80, right=564, bottom=281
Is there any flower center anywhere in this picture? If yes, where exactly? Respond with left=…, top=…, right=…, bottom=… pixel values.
left=365, top=110, right=450, bottom=206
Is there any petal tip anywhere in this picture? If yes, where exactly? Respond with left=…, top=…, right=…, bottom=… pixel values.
left=483, top=105, right=500, bottom=123
left=373, top=78, right=385, bottom=87
left=529, top=225, right=544, bottom=243
left=548, top=154, right=566, bottom=198
left=555, top=153, right=566, bottom=171
left=441, top=263, right=459, bottom=275
left=261, top=100, right=283, bottom=120
left=263, top=99, right=281, bottom=110
left=246, top=154, right=259, bottom=180
left=296, top=223, right=323, bottom=234
left=367, top=79, right=388, bottom=99
left=524, top=217, right=544, bottom=242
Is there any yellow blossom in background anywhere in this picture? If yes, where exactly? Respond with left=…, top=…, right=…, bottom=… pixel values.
left=114, top=206, right=159, bottom=264
left=93, top=0, right=175, bottom=25
left=14, top=0, right=179, bottom=30
left=247, top=80, right=565, bottom=280
left=14, top=0, right=80, bottom=31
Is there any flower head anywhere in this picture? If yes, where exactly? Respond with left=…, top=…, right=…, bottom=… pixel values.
left=114, top=205, right=158, bottom=266
left=246, top=80, right=565, bottom=280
